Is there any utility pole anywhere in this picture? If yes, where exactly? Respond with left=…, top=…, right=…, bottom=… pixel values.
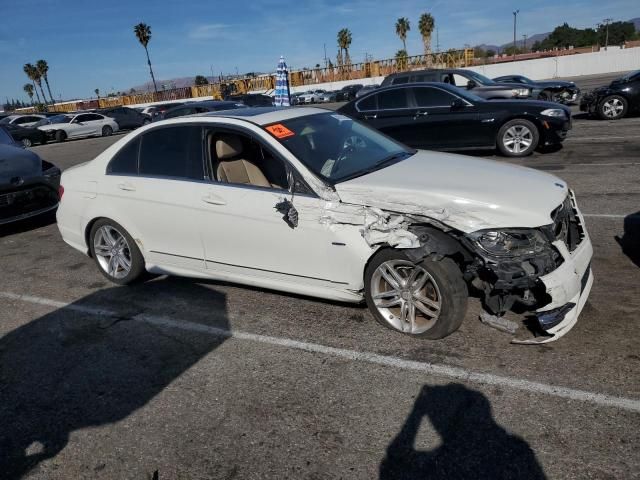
left=522, top=34, right=527, bottom=53
left=323, top=43, right=327, bottom=68
left=602, top=18, right=613, bottom=50
left=436, top=27, right=440, bottom=53
left=512, top=10, right=519, bottom=62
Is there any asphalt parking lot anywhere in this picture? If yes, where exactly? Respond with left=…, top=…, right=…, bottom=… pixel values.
left=1, top=88, right=640, bottom=478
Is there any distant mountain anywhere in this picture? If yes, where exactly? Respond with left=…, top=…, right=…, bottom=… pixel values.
left=630, top=17, right=640, bottom=30
left=129, top=76, right=218, bottom=93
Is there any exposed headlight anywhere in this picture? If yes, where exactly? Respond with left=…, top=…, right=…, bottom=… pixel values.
left=468, top=229, right=549, bottom=257
left=541, top=108, right=567, bottom=118
left=511, top=88, right=530, bottom=97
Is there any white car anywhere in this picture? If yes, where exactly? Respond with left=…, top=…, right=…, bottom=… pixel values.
left=57, top=108, right=593, bottom=343
left=0, top=114, right=46, bottom=127
left=298, top=90, right=326, bottom=104
left=36, top=113, right=119, bottom=142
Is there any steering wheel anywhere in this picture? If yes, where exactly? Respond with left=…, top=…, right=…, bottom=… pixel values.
left=332, top=135, right=367, bottom=175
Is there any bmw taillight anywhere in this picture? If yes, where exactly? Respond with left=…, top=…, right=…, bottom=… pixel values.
left=58, top=185, right=64, bottom=200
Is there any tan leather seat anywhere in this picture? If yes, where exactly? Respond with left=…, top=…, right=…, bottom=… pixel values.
left=214, top=134, right=271, bottom=188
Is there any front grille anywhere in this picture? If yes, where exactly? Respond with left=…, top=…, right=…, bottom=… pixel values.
left=551, top=194, right=584, bottom=252
left=0, top=185, right=58, bottom=221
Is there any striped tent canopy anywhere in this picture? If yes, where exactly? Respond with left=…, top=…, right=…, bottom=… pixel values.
left=274, top=56, right=291, bottom=107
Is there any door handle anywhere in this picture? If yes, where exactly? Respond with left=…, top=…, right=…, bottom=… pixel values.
left=117, top=182, right=136, bottom=191
left=413, top=111, right=429, bottom=119
left=202, top=193, right=226, bottom=205
left=364, top=114, right=377, bottom=120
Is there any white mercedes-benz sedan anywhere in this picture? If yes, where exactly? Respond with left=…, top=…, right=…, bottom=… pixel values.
left=57, top=107, right=593, bottom=343
left=36, top=113, right=119, bottom=142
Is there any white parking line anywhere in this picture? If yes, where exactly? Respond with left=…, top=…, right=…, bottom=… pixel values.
left=583, top=214, right=633, bottom=219
left=2, top=290, right=640, bottom=414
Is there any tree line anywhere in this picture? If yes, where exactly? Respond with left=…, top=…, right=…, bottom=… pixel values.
left=532, top=21, right=638, bottom=51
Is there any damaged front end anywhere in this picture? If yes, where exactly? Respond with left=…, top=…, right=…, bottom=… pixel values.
left=461, top=194, right=593, bottom=344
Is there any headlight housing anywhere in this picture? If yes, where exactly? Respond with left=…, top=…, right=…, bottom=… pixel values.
left=468, top=229, right=550, bottom=257
left=511, top=88, right=530, bottom=97
left=541, top=108, right=567, bottom=118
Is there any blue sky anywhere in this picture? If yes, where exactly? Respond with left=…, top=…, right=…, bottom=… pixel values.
left=1, top=0, right=637, bottom=101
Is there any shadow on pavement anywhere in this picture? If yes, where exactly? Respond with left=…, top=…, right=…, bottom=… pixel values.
left=380, top=383, right=546, bottom=480
left=616, top=212, right=640, bottom=267
left=0, top=210, right=57, bottom=238
left=0, top=279, right=229, bottom=479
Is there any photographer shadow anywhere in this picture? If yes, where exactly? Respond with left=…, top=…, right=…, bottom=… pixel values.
left=380, top=384, right=546, bottom=480
left=0, top=279, right=229, bottom=479
left=615, top=212, right=640, bottom=268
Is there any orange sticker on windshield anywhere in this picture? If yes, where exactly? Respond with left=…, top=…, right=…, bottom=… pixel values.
left=265, top=123, right=295, bottom=139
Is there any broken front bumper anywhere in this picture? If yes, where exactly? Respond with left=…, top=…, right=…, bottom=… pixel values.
left=515, top=236, right=593, bottom=344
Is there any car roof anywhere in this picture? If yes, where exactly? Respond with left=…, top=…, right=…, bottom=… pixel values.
left=202, top=106, right=328, bottom=125
left=388, top=69, right=466, bottom=78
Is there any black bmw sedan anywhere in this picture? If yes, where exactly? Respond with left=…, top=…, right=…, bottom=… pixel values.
left=0, top=126, right=60, bottom=225
left=580, top=70, right=640, bottom=120
left=337, top=82, right=571, bottom=157
left=4, top=123, right=48, bottom=147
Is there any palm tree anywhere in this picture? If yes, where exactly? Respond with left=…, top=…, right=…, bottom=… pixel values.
left=418, top=13, right=435, bottom=65
left=337, top=28, right=353, bottom=66
left=23, top=64, right=42, bottom=104
left=94, top=88, right=100, bottom=99
left=36, top=60, right=54, bottom=104
left=23, top=84, right=34, bottom=105
left=134, top=22, right=158, bottom=93
left=395, top=17, right=410, bottom=52
left=395, top=49, right=409, bottom=70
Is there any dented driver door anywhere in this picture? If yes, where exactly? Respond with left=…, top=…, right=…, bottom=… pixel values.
left=196, top=182, right=357, bottom=289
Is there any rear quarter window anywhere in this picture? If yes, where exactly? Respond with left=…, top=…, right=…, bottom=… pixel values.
left=107, top=138, right=140, bottom=175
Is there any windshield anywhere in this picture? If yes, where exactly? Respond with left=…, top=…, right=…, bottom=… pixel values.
left=0, top=116, right=13, bottom=124
left=466, top=71, right=496, bottom=85
left=0, top=126, right=15, bottom=145
left=265, top=112, right=414, bottom=184
left=34, top=114, right=71, bottom=126
left=619, top=70, right=640, bottom=82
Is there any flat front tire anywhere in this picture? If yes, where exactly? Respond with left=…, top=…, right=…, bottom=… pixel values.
left=364, top=249, right=468, bottom=339
left=89, top=219, right=145, bottom=285
left=496, top=119, right=539, bottom=157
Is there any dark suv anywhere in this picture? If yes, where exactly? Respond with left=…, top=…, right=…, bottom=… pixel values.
left=381, top=69, right=532, bottom=100
left=99, top=107, right=151, bottom=130
left=580, top=70, right=640, bottom=120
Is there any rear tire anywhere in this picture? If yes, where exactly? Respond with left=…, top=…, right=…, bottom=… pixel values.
left=102, top=125, right=113, bottom=136
left=364, top=249, right=468, bottom=339
left=55, top=130, right=66, bottom=142
left=496, top=119, right=539, bottom=157
left=89, top=219, right=145, bottom=285
left=597, top=95, right=627, bottom=120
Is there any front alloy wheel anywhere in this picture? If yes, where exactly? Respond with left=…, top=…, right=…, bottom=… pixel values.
left=497, top=119, right=539, bottom=157
left=90, top=219, right=145, bottom=285
left=598, top=95, right=627, bottom=120
left=365, top=250, right=468, bottom=339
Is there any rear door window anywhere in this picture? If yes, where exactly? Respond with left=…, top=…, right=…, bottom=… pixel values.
left=392, top=76, right=409, bottom=85
left=357, top=94, right=377, bottom=111
left=377, top=89, right=409, bottom=109
left=411, top=87, right=457, bottom=107
left=138, top=126, right=204, bottom=180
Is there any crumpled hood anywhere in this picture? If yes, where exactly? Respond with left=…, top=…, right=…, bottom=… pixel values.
left=335, top=150, right=568, bottom=233
left=0, top=144, right=42, bottom=185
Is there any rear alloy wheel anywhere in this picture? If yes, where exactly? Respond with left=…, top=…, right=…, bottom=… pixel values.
left=497, top=119, right=539, bottom=157
left=102, top=125, right=113, bottom=136
left=365, top=250, right=467, bottom=339
left=89, top=219, right=145, bottom=285
left=21, top=138, right=32, bottom=147
left=598, top=95, right=627, bottom=120
left=55, top=130, right=66, bottom=142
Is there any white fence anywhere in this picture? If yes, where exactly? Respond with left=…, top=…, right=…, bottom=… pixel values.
left=274, top=46, right=640, bottom=94
left=467, top=46, right=640, bottom=80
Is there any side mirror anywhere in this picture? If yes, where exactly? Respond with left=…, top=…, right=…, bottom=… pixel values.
left=451, top=98, right=466, bottom=109
left=466, top=80, right=477, bottom=90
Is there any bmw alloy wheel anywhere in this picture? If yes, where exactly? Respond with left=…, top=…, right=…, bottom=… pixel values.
left=502, top=125, right=533, bottom=154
